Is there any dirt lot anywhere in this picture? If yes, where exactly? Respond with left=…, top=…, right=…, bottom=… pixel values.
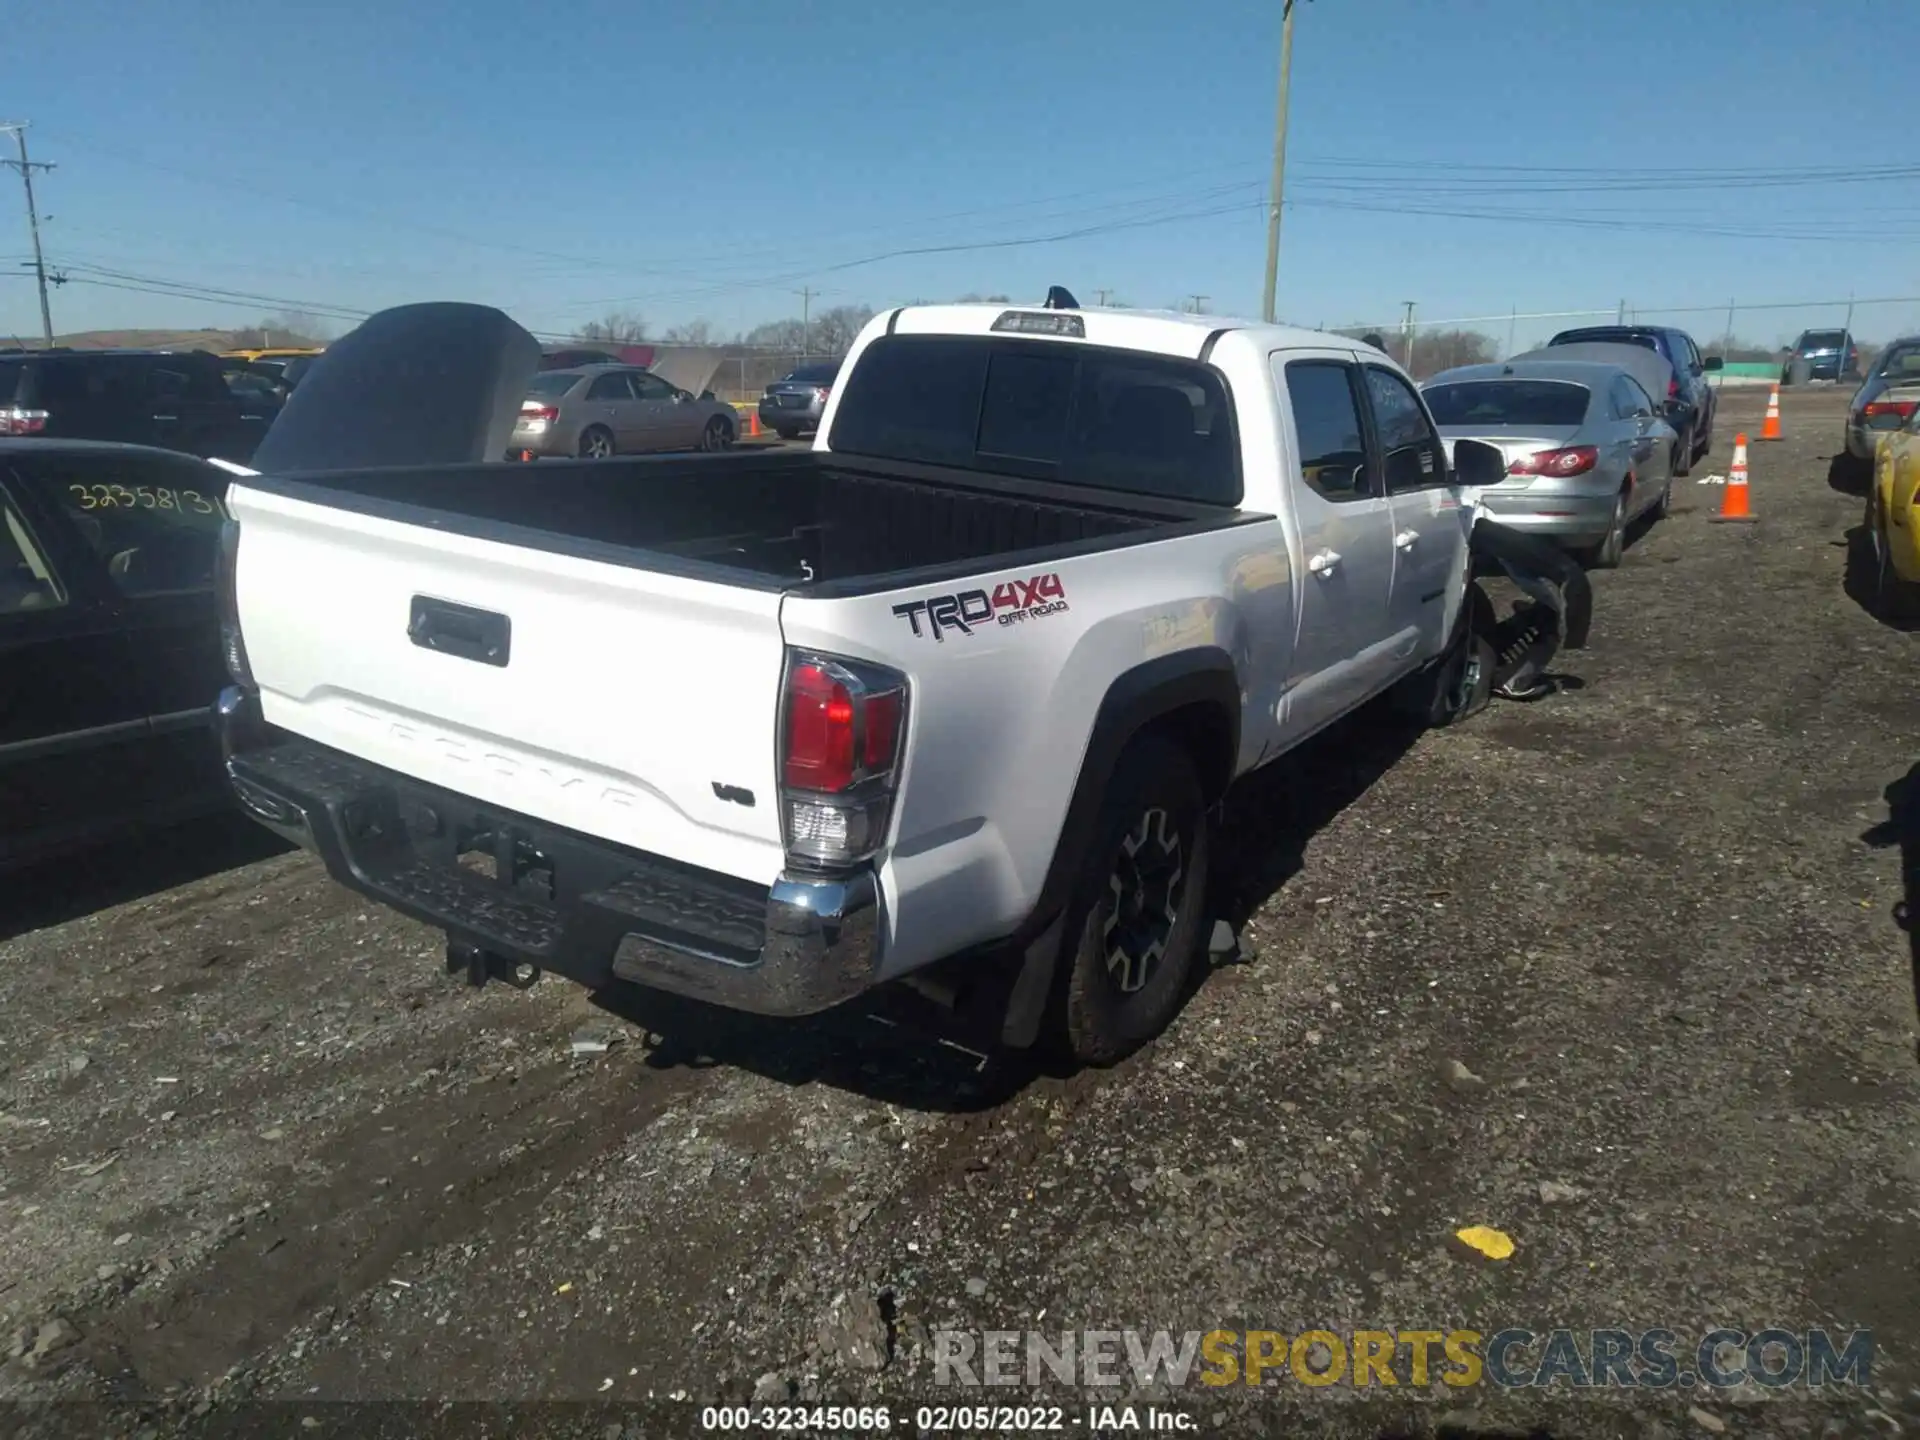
left=2, top=385, right=1917, bottom=1439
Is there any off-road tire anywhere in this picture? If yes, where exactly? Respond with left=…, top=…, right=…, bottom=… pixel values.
left=1049, top=736, right=1210, bottom=1068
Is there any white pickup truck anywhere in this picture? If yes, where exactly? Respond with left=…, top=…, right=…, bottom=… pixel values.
left=216, top=297, right=1589, bottom=1065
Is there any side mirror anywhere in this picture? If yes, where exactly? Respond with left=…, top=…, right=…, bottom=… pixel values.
left=1703, top=356, right=1723, bottom=372
left=673, top=390, right=690, bottom=403
left=699, top=389, right=716, bottom=402
left=1451, top=438, right=1506, bottom=489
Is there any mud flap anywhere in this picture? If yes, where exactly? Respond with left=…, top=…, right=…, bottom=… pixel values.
left=1467, top=517, right=1592, bottom=701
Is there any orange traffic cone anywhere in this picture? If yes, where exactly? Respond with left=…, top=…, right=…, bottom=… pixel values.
left=1759, top=384, right=1783, bottom=441
left=744, top=408, right=761, bottom=439
left=1711, top=433, right=1758, bottom=523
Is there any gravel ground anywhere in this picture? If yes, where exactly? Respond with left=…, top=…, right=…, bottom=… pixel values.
left=2, top=386, right=1916, bottom=1440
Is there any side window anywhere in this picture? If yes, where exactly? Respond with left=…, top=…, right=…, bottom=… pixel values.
left=43, top=456, right=229, bottom=598
left=1284, top=360, right=1372, bottom=503
left=148, top=367, right=191, bottom=406
left=1618, top=376, right=1654, bottom=417
left=1364, top=366, right=1446, bottom=493
left=586, top=372, right=633, bottom=401
left=632, top=373, right=677, bottom=401
left=0, top=487, right=66, bottom=615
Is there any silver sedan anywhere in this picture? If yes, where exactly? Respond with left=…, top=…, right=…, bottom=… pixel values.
left=508, top=365, right=738, bottom=460
left=1423, top=358, right=1678, bottom=569
left=1844, top=335, right=1920, bottom=462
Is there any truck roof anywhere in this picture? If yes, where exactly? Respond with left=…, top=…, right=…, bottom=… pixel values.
left=882, top=302, right=1358, bottom=361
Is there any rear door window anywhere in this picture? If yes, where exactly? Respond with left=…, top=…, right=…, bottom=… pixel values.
left=586, top=372, right=635, bottom=401
left=828, top=335, right=1241, bottom=504
left=1284, top=361, right=1372, bottom=502
left=1611, top=375, right=1654, bottom=418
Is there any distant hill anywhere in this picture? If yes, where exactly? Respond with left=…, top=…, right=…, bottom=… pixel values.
left=1, top=326, right=328, bottom=352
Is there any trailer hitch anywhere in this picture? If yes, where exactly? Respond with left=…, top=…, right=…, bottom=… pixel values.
left=446, top=940, right=541, bottom=990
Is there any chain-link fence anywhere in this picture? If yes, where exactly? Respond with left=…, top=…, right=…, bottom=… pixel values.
left=1324, top=295, right=1920, bottom=382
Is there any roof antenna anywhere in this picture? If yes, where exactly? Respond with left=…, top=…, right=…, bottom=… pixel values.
left=1042, top=285, right=1080, bottom=310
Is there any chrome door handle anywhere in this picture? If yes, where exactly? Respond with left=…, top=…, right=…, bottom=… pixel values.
left=1394, top=529, right=1418, bottom=549
left=1308, top=549, right=1341, bottom=575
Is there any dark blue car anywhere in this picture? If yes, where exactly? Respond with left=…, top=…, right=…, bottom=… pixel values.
left=1546, top=325, right=1722, bottom=474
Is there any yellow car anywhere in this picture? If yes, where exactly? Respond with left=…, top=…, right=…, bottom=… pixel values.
left=1868, top=393, right=1920, bottom=617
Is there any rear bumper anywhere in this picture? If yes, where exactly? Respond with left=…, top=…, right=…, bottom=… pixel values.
left=215, top=686, right=881, bottom=1015
left=504, top=423, right=576, bottom=459
left=758, top=402, right=822, bottom=430
left=1471, top=490, right=1618, bottom=547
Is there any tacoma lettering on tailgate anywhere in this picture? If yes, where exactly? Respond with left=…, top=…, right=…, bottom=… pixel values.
left=892, top=572, right=1069, bottom=642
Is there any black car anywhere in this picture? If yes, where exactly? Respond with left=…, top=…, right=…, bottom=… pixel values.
left=0, top=438, right=236, bottom=869
left=0, top=349, right=275, bottom=463
left=1545, top=325, right=1722, bottom=473
left=1781, top=329, right=1861, bottom=385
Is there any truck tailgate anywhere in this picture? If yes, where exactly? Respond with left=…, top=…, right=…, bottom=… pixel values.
left=228, top=482, right=789, bottom=884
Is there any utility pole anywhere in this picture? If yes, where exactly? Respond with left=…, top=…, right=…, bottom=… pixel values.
left=1187, top=294, right=1210, bottom=315
left=1507, top=305, right=1517, bottom=359
left=1259, top=0, right=1302, bottom=325
left=1, top=123, right=55, bottom=345
left=799, top=286, right=814, bottom=356
left=1616, top=298, right=1627, bottom=324
left=1093, top=288, right=1113, bottom=306
left=1401, top=301, right=1416, bottom=372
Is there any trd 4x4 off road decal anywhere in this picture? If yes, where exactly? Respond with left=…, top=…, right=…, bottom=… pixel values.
left=892, top=572, right=1070, bottom=641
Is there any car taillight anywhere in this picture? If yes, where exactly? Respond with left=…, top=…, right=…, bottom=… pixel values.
left=1508, top=445, right=1600, bottom=478
left=780, top=651, right=908, bottom=868
left=519, top=403, right=559, bottom=425
left=1863, top=400, right=1917, bottom=426
left=217, top=519, right=252, bottom=686
left=0, top=405, right=48, bottom=436
left=1667, top=377, right=1679, bottom=400
left=812, top=387, right=830, bottom=404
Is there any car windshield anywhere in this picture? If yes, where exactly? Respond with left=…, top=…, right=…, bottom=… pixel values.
left=1798, top=331, right=1845, bottom=351
left=1423, top=380, right=1590, bottom=428
left=783, top=364, right=838, bottom=384
left=524, top=373, right=579, bottom=399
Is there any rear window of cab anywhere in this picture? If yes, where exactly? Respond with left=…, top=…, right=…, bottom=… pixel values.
left=827, top=334, right=1242, bottom=506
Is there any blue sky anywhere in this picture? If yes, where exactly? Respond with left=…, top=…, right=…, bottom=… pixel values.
left=4, top=0, right=1917, bottom=349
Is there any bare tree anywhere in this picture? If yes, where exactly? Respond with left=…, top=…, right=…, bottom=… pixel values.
left=574, top=310, right=649, bottom=344
left=1336, top=326, right=1495, bottom=379
left=745, top=318, right=807, bottom=351
left=808, top=305, right=876, bottom=355
left=662, top=319, right=714, bottom=345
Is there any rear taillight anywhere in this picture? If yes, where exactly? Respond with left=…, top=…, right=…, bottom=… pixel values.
left=780, top=651, right=908, bottom=868
left=1667, top=378, right=1679, bottom=400
left=1864, top=400, right=1917, bottom=427
left=519, top=403, right=560, bottom=426
left=1508, top=445, right=1600, bottom=478
left=0, top=405, right=48, bottom=436
left=217, top=519, right=252, bottom=686
left=812, top=387, right=830, bottom=405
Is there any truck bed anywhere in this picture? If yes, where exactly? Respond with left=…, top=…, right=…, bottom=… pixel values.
left=247, top=449, right=1252, bottom=595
